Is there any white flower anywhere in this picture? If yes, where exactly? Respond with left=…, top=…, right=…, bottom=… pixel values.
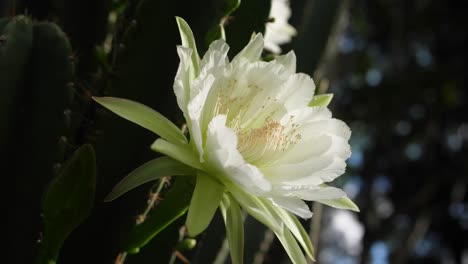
left=264, top=0, right=297, bottom=54
left=174, top=20, right=353, bottom=220
left=95, top=17, right=358, bottom=264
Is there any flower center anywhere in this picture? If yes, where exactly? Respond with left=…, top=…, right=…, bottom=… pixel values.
left=236, top=116, right=301, bottom=164
left=211, top=79, right=302, bottom=164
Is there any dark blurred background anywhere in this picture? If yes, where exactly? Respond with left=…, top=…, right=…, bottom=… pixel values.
left=2, top=0, right=467, bottom=263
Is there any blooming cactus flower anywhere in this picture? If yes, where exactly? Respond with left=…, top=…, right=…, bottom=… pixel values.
left=95, top=17, right=358, bottom=264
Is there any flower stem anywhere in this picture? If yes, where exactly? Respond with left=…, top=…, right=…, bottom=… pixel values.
left=253, top=228, right=275, bottom=264
left=137, top=177, right=170, bottom=224
left=309, top=202, right=323, bottom=263
left=113, top=177, right=171, bottom=263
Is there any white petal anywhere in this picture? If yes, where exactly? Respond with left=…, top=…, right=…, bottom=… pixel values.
left=269, top=196, right=312, bottom=219
left=200, top=39, right=230, bottom=74
left=205, top=115, right=271, bottom=195
left=233, top=33, right=264, bottom=63
left=187, top=74, right=216, bottom=160
left=275, top=185, right=346, bottom=201
left=262, top=157, right=346, bottom=185
left=277, top=119, right=352, bottom=166
left=281, top=73, right=316, bottom=111
left=274, top=51, right=296, bottom=73
left=174, top=46, right=193, bottom=113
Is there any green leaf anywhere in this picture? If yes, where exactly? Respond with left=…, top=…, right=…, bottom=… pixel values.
left=105, top=156, right=196, bottom=202
left=125, top=177, right=195, bottom=253
left=151, top=138, right=203, bottom=170
left=93, top=96, right=187, bottom=145
left=175, top=16, right=200, bottom=76
left=308, top=93, right=333, bottom=107
left=38, top=144, right=96, bottom=264
left=220, top=193, right=244, bottom=264
left=186, top=173, right=224, bottom=237
left=318, top=196, right=360, bottom=212
left=274, top=225, right=308, bottom=264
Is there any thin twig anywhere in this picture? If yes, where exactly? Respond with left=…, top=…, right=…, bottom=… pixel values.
left=113, top=177, right=171, bottom=263
left=137, top=177, right=170, bottom=224
left=253, top=229, right=275, bottom=264
left=114, top=252, right=127, bottom=264
left=169, top=226, right=190, bottom=264
left=309, top=202, right=323, bottom=263
left=113, top=123, right=186, bottom=264
left=213, top=238, right=230, bottom=264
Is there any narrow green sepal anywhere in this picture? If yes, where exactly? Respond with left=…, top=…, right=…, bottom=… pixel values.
left=318, top=184, right=360, bottom=212
left=186, top=173, right=224, bottom=237
left=318, top=196, right=360, bottom=212
left=308, top=93, right=333, bottom=107
left=93, top=96, right=187, bottom=145
left=151, top=139, right=203, bottom=170
left=220, top=193, right=244, bottom=264
left=105, top=156, right=195, bottom=202
left=175, top=16, right=200, bottom=76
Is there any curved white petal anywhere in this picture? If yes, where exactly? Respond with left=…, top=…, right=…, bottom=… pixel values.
left=274, top=185, right=346, bottom=201
left=200, top=39, right=230, bottom=76
left=205, top=115, right=271, bottom=195
left=274, top=51, right=296, bottom=73
left=187, top=74, right=216, bottom=160
left=280, top=73, right=315, bottom=111
left=262, top=157, right=346, bottom=185
left=280, top=118, right=352, bottom=167
left=269, top=196, right=312, bottom=219
left=174, top=46, right=193, bottom=113
left=233, top=33, right=264, bottom=63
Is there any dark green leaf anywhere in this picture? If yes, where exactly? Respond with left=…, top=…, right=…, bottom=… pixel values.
left=105, top=156, right=196, bottom=202
left=124, top=176, right=195, bottom=253
left=93, top=97, right=187, bottom=145
left=38, top=144, right=96, bottom=263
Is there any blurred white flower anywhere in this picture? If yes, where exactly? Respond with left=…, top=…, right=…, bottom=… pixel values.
left=264, top=0, right=297, bottom=54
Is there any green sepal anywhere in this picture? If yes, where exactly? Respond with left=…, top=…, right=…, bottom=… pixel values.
left=274, top=225, right=308, bottom=264
left=220, top=193, right=244, bottom=264
left=318, top=184, right=359, bottom=212
left=186, top=173, right=224, bottom=237
left=270, top=208, right=315, bottom=261
left=105, top=156, right=196, bottom=202
left=175, top=16, right=200, bottom=76
left=151, top=138, right=203, bottom=170
left=229, top=185, right=311, bottom=264
left=318, top=196, right=360, bottom=212
left=93, top=96, right=187, bottom=145
left=308, top=93, right=333, bottom=107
